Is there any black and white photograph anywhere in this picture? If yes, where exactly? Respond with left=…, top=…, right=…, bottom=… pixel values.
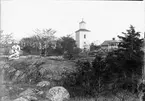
left=0, top=0, right=145, bottom=101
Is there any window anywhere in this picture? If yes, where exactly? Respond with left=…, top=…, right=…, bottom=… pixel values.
left=84, top=34, right=86, bottom=39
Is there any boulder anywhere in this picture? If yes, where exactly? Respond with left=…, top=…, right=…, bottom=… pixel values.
left=1, top=96, right=10, bottom=101
left=46, top=86, right=70, bottom=101
left=19, top=88, right=35, bottom=96
left=23, top=95, right=37, bottom=101
left=12, top=70, right=23, bottom=81
left=37, top=81, right=50, bottom=87
left=19, top=88, right=38, bottom=101
left=13, top=97, right=28, bottom=101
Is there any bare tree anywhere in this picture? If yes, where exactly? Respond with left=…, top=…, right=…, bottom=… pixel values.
left=33, top=29, right=56, bottom=56
left=2, top=33, right=14, bottom=45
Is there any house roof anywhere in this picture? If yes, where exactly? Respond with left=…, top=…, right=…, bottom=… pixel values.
left=75, top=29, right=90, bottom=33
left=101, top=40, right=120, bottom=46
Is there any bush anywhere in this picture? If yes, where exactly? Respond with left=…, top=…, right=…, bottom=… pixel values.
left=63, top=48, right=82, bottom=60
left=63, top=60, right=97, bottom=97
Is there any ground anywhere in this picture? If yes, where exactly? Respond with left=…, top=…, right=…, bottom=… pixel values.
left=0, top=55, right=141, bottom=101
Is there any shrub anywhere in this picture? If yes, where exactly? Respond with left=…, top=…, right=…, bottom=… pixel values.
left=63, top=60, right=96, bottom=97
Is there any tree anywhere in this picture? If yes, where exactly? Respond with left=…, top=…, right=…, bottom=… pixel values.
left=20, top=29, right=56, bottom=56
left=92, top=55, right=107, bottom=95
left=104, top=25, right=144, bottom=93
left=60, top=35, right=76, bottom=53
left=34, top=29, right=56, bottom=56
left=58, top=35, right=80, bottom=59
left=0, top=32, right=14, bottom=46
left=90, top=43, right=100, bottom=51
left=20, top=37, right=39, bottom=55
left=117, top=25, right=143, bottom=76
left=118, top=25, right=143, bottom=59
left=0, top=32, right=14, bottom=55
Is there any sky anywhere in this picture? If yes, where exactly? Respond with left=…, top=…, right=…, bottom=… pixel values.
left=1, top=0, right=145, bottom=44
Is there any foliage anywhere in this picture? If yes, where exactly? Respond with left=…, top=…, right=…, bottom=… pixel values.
left=59, top=36, right=76, bottom=53
left=56, top=35, right=81, bottom=60
left=63, top=55, right=107, bottom=97
left=0, top=32, right=14, bottom=45
left=20, top=29, right=56, bottom=56
left=104, top=25, right=143, bottom=93
left=63, top=60, right=93, bottom=97
left=0, top=32, right=15, bottom=55
left=89, top=43, right=101, bottom=51
left=20, top=37, right=38, bottom=55
left=118, top=25, right=143, bottom=77
left=3, top=25, right=144, bottom=100
left=63, top=25, right=143, bottom=98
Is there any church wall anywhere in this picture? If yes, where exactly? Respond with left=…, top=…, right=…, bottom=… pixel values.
left=79, top=31, right=89, bottom=49
left=75, top=32, right=80, bottom=48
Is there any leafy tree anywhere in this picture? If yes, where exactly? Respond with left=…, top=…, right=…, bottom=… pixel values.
left=20, top=37, right=39, bottom=55
left=90, top=43, right=101, bottom=51
left=20, top=29, right=56, bottom=56
left=33, top=29, right=56, bottom=56
left=60, top=35, right=76, bottom=53
left=57, top=35, right=80, bottom=59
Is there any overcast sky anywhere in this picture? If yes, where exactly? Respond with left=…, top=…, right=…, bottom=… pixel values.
left=1, top=0, right=145, bottom=44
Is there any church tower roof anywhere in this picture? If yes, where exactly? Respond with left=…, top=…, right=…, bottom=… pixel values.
left=76, top=19, right=90, bottom=33
left=75, top=29, right=90, bottom=33
left=79, top=19, right=86, bottom=24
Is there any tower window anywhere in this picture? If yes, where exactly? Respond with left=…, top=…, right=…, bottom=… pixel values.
left=84, top=34, right=86, bottom=39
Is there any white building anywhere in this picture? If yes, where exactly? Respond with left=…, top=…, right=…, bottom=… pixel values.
left=75, top=20, right=90, bottom=50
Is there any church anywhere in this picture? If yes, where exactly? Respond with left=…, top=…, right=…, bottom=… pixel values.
left=75, top=20, right=90, bottom=50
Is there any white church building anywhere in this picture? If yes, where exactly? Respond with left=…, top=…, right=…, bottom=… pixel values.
left=75, top=20, right=90, bottom=50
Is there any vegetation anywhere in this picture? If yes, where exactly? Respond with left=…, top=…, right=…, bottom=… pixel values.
left=0, top=31, right=15, bottom=55
left=1, top=25, right=143, bottom=101
left=20, top=33, right=81, bottom=59
left=62, top=25, right=144, bottom=99
left=89, top=43, right=101, bottom=51
left=20, top=29, right=56, bottom=56
left=56, top=35, right=82, bottom=60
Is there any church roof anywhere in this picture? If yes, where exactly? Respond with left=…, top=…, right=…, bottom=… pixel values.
left=79, top=20, right=86, bottom=24
left=75, top=29, right=90, bottom=33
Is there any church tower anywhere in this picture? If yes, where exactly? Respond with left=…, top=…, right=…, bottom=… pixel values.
left=75, top=19, right=90, bottom=50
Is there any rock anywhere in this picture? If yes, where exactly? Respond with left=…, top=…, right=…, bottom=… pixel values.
left=13, top=97, right=28, bottom=101
left=37, top=81, right=50, bottom=87
left=37, top=91, right=44, bottom=95
left=46, top=86, right=70, bottom=101
left=12, top=70, right=23, bottom=81
left=19, top=88, right=35, bottom=96
left=19, top=88, right=38, bottom=101
left=1, top=96, right=10, bottom=101
left=23, top=95, right=37, bottom=101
